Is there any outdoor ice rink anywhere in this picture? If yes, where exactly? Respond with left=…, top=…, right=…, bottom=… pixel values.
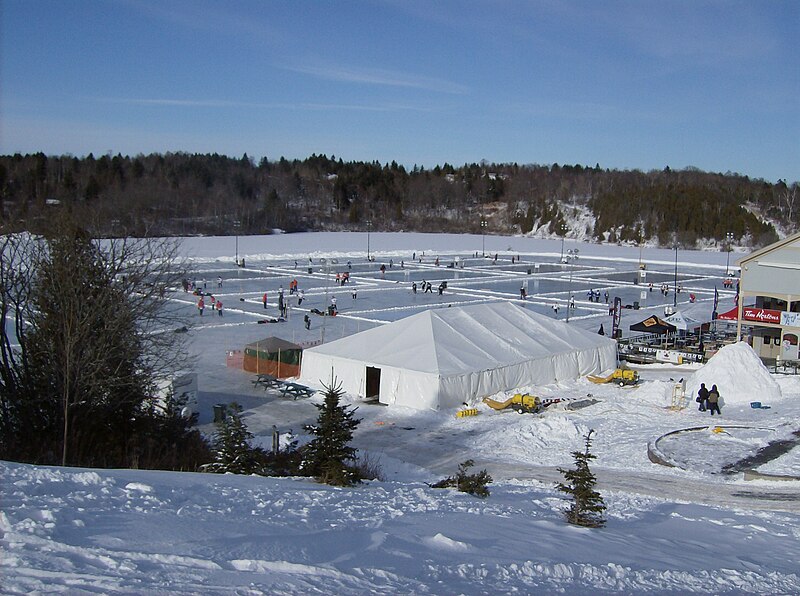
left=173, top=231, right=739, bottom=355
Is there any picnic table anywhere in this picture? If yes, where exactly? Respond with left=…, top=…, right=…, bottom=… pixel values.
left=280, top=382, right=316, bottom=400
left=252, top=374, right=282, bottom=390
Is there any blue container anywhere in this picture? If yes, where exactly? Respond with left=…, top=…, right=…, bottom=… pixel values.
left=750, top=401, right=762, bottom=409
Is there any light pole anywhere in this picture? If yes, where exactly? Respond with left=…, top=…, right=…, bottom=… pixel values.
left=233, top=219, right=241, bottom=266
left=480, top=219, right=488, bottom=256
left=559, top=223, right=567, bottom=262
left=724, top=232, right=734, bottom=276
left=366, top=220, right=372, bottom=262
left=673, top=242, right=678, bottom=308
left=566, top=249, right=579, bottom=323
left=637, top=231, right=644, bottom=270
left=319, top=257, right=338, bottom=344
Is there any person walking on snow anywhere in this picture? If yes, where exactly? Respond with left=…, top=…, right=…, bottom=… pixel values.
left=707, top=385, right=721, bottom=416
left=696, top=383, right=709, bottom=412
left=197, top=297, right=205, bottom=316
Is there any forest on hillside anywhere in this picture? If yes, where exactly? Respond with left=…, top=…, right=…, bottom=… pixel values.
left=0, top=152, right=796, bottom=249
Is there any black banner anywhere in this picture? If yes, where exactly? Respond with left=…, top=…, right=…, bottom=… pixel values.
left=611, top=296, right=622, bottom=338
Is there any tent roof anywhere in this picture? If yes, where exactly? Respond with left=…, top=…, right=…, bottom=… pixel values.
left=245, top=336, right=302, bottom=352
left=629, top=315, right=677, bottom=334
left=716, top=306, right=739, bottom=321
left=304, top=301, right=617, bottom=376
left=663, top=311, right=703, bottom=331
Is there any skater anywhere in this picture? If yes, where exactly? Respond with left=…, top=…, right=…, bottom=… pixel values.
left=569, top=295, right=575, bottom=309
left=197, top=297, right=205, bottom=316
left=297, top=289, right=305, bottom=306
left=216, top=300, right=223, bottom=317
left=520, top=286, right=526, bottom=300
left=352, top=285, right=357, bottom=299
left=696, top=383, right=709, bottom=412
left=217, top=276, right=223, bottom=288
left=552, top=304, right=559, bottom=316
left=412, top=282, right=417, bottom=294
left=604, top=290, right=609, bottom=304
left=182, top=278, right=189, bottom=292
left=707, top=385, right=721, bottom=416
left=438, top=282, right=445, bottom=295
left=304, top=314, right=311, bottom=330
left=262, top=292, right=268, bottom=309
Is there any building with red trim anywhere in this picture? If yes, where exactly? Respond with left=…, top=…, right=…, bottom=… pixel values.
left=735, top=231, right=800, bottom=363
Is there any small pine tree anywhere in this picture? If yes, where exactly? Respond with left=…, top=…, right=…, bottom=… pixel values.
left=208, top=402, right=264, bottom=475
left=556, top=430, right=606, bottom=528
left=430, top=459, right=492, bottom=498
left=302, top=378, right=362, bottom=486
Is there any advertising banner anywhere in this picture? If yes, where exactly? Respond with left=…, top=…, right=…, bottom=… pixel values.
left=742, top=307, right=781, bottom=324
left=611, top=296, right=622, bottom=338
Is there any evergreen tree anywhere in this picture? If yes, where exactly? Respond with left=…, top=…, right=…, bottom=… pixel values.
left=302, top=378, right=362, bottom=486
left=556, top=430, right=606, bottom=528
left=430, top=459, right=492, bottom=498
left=208, top=402, right=264, bottom=475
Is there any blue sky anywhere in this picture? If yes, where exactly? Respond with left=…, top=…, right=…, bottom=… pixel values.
left=1, top=0, right=797, bottom=182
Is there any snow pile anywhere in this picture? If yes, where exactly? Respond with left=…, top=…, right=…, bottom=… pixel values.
left=687, top=342, right=782, bottom=405
left=473, top=414, right=591, bottom=466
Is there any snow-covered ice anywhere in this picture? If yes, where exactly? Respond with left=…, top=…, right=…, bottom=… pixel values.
left=2, top=231, right=799, bottom=594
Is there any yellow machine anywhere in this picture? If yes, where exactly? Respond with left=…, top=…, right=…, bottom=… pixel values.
left=587, top=368, right=640, bottom=387
left=483, top=393, right=543, bottom=414
left=456, top=407, right=479, bottom=418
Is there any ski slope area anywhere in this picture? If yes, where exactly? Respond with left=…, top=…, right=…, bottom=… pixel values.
left=3, top=231, right=800, bottom=594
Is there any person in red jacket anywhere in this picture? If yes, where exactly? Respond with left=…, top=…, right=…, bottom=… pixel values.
left=262, top=292, right=268, bottom=309
left=197, top=297, right=205, bottom=316
left=216, top=300, right=223, bottom=317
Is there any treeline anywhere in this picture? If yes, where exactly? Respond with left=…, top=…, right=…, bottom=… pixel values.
left=1, top=152, right=795, bottom=248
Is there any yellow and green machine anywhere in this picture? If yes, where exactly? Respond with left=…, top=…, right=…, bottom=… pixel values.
left=587, top=368, right=640, bottom=387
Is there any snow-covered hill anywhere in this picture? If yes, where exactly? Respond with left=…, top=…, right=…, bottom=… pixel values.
left=3, top=232, right=800, bottom=594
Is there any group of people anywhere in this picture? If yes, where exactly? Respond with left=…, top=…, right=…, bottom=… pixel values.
left=412, top=280, right=434, bottom=294
left=696, top=383, right=722, bottom=415
left=196, top=295, right=223, bottom=317
left=586, top=289, right=608, bottom=303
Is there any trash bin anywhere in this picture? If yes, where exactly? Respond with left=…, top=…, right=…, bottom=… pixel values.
left=633, top=301, right=640, bottom=310
left=308, top=267, right=313, bottom=274
left=527, top=268, right=532, bottom=275
left=213, top=404, right=227, bottom=422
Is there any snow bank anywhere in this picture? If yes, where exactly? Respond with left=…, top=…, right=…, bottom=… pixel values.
left=687, top=342, right=782, bottom=405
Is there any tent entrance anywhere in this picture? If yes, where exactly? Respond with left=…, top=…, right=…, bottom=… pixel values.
left=366, top=366, right=381, bottom=398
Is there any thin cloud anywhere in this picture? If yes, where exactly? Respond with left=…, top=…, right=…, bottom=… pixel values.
left=93, top=96, right=436, bottom=113
left=286, top=63, right=469, bottom=95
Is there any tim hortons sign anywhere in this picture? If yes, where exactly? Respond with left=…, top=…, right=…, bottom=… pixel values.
left=742, top=307, right=781, bottom=324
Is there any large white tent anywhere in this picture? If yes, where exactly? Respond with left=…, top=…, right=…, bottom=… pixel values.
left=299, top=302, right=617, bottom=411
